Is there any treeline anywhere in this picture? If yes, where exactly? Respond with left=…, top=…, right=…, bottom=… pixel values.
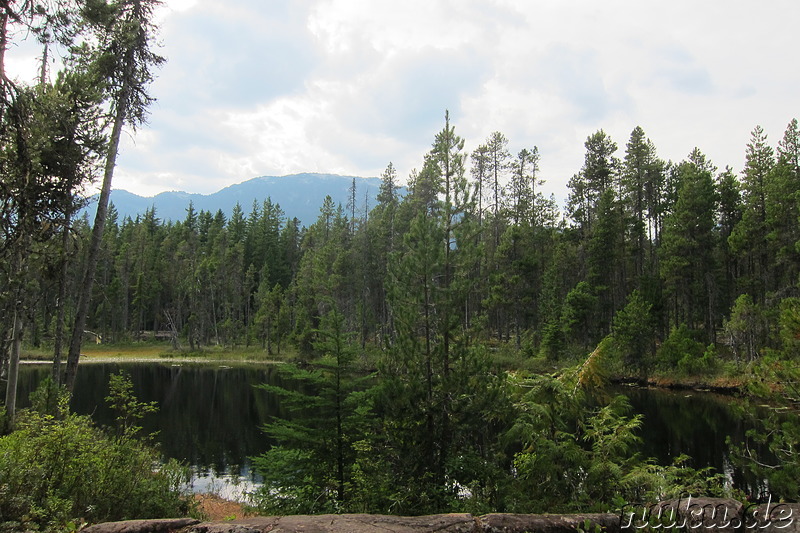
left=19, top=116, right=800, bottom=372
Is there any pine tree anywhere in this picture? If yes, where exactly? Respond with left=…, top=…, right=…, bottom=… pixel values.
left=659, top=149, right=718, bottom=339
left=610, top=289, right=655, bottom=373
left=484, top=131, right=510, bottom=246
left=293, top=196, right=352, bottom=356
left=567, top=130, right=620, bottom=234
left=371, top=114, right=513, bottom=512
left=367, top=162, right=400, bottom=347
left=0, top=4, right=106, bottom=408
left=471, top=144, right=490, bottom=226
left=66, top=0, right=165, bottom=391
left=715, top=167, right=742, bottom=315
left=587, top=188, right=625, bottom=330
left=507, top=147, right=541, bottom=226
left=766, top=119, right=800, bottom=293
left=622, top=127, right=663, bottom=283
left=729, top=125, right=775, bottom=304
left=253, top=307, right=369, bottom=513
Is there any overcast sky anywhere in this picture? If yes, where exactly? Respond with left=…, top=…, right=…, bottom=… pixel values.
left=11, top=0, right=800, bottom=204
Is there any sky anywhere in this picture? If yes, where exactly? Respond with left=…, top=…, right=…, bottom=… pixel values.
left=8, top=0, right=800, bottom=205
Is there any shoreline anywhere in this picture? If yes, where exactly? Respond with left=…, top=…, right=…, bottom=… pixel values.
left=612, top=375, right=746, bottom=395
left=20, top=351, right=797, bottom=405
left=20, top=356, right=284, bottom=365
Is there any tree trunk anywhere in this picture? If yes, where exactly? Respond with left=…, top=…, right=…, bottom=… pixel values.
left=0, top=9, right=9, bottom=93
left=65, top=83, right=130, bottom=392
left=266, top=318, right=272, bottom=355
left=51, top=212, right=72, bottom=385
left=4, top=230, right=30, bottom=422
left=4, top=309, right=22, bottom=422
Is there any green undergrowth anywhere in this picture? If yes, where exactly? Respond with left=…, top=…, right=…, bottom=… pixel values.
left=0, top=375, right=195, bottom=532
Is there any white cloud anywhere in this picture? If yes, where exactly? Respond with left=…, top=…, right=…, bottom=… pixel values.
left=308, top=0, right=497, bottom=57
left=164, top=0, right=200, bottom=12
left=96, top=0, right=800, bottom=207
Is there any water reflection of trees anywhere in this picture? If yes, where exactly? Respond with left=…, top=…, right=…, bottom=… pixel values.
left=16, top=364, right=791, bottom=500
left=619, top=386, right=778, bottom=496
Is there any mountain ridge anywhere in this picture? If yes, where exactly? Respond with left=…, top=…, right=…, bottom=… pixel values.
left=84, top=173, right=389, bottom=227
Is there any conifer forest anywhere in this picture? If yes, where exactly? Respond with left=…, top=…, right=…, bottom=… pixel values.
left=11, top=116, right=800, bottom=385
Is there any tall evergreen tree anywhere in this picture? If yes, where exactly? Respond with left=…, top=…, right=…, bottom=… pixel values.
left=567, top=130, right=619, bottom=234
left=253, top=307, right=368, bottom=513
left=659, top=149, right=718, bottom=339
left=373, top=113, right=511, bottom=512
left=484, top=131, right=510, bottom=246
left=767, top=119, right=800, bottom=294
left=66, top=0, right=164, bottom=391
left=587, top=188, right=625, bottom=330
left=715, top=167, right=743, bottom=316
left=471, top=143, right=490, bottom=226
left=0, top=3, right=106, bottom=407
left=729, top=125, right=775, bottom=304
left=368, top=162, right=400, bottom=346
left=621, top=127, right=662, bottom=282
left=507, top=147, right=541, bottom=226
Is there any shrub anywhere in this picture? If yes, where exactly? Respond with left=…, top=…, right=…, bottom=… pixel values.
left=676, top=343, right=718, bottom=375
left=0, top=378, right=190, bottom=532
left=778, top=297, right=800, bottom=358
left=656, top=324, right=705, bottom=372
left=610, top=290, right=655, bottom=374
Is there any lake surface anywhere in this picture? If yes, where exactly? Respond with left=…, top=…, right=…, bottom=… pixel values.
left=18, top=362, right=281, bottom=500
left=16, top=362, right=767, bottom=500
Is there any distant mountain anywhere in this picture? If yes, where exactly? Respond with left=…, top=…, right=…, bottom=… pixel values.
left=83, top=173, right=394, bottom=227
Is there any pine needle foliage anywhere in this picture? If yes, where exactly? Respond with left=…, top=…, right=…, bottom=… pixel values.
left=252, top=308, right=372, bottom=514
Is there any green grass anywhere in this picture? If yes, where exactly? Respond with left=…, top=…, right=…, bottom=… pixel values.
left=159, top=343, right=298, bottom=362
left=19, top=346, right=53, bottom=361
left=21, top=340, right=299, bottom=364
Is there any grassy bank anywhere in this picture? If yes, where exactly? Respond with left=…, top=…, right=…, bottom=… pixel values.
left=490, top=344, right=799, bottom=404
left=21, top=340, right=799, bottom=404
left=21, top=341, right=296, bottom=365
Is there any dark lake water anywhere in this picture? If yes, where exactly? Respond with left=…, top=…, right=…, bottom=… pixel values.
left=18, top=362, right=281, bottom=499
left=16, top=362, right=768, bottom=500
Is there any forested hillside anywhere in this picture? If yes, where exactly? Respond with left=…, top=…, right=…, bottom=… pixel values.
left=18, top=116, right=800, bottom=374
left=83, top=173, right=388, bottom=227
